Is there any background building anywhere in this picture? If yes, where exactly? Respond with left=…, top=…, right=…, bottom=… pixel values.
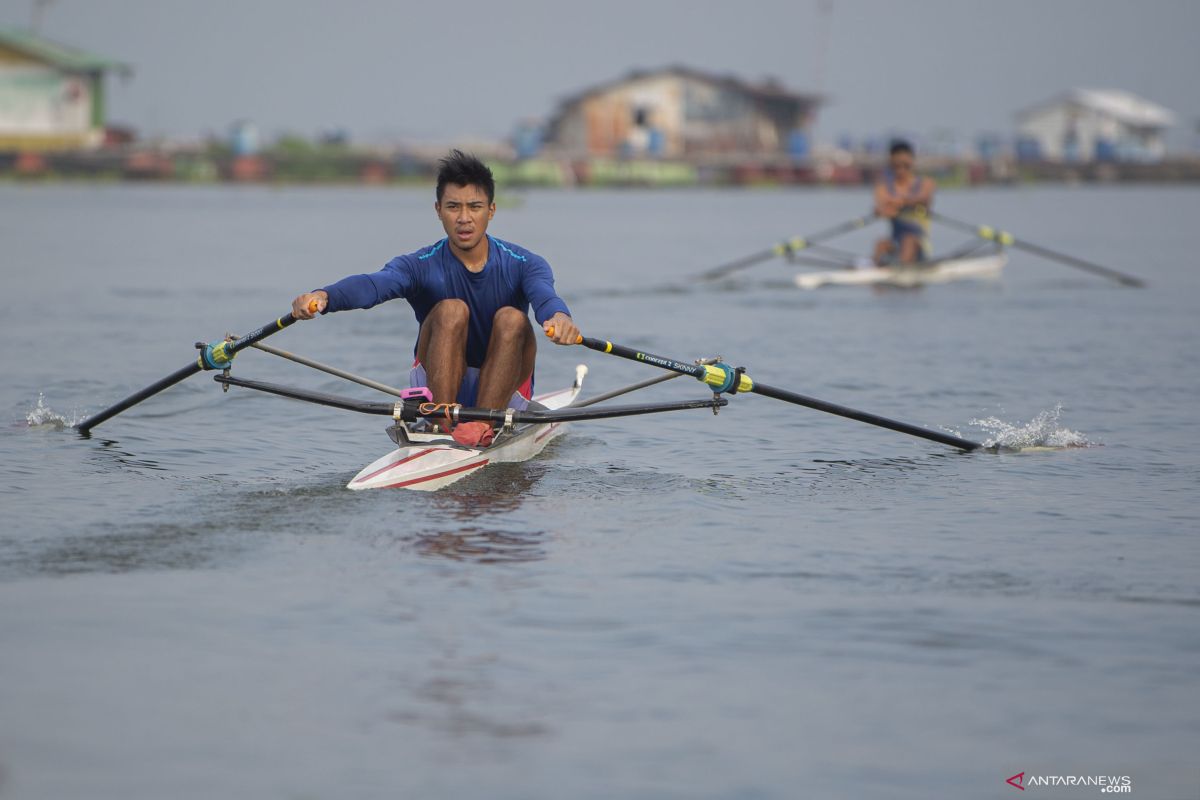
left=544, top=65, right=820, bottom=160
left=1015, top=89, right=1175, bottom=163
left=0, top=28, right=130, bottom=151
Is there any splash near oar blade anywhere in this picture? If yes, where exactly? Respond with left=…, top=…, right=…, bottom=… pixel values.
left=969, top=405, right=1096, bottom=453
left=76, top=305, right=315, bottom=434
left=548, top=330, right=983, bottom=452
left=929, top=211, right=1146, bottom=287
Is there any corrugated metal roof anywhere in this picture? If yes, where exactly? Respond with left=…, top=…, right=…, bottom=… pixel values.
left=0, top=28, right=131, bottom=74
left=1018, top=89, right=1174, bottom=128
left=554, top=65, right=822, bottom=111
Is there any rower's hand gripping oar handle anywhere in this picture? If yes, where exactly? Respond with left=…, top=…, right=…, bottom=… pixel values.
left=199, top=299, right=320, bottom=370
left=545, top=326, right=583, bottom=345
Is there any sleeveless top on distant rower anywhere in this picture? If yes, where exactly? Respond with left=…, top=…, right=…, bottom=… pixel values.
left=884, top=171, right=932, bottom=259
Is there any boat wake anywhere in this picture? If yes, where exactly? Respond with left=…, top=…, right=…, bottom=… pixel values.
left=964, top=404, right=1095, bottom=451
left=22, top=394, right=75, bottom=430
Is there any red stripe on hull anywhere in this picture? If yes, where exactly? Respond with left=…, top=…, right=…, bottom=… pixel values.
left=375, top=459, right=489, bottom=489
left=351, top=448, right=435, bottom=484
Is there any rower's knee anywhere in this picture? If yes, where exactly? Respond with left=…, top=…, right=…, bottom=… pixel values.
left=429, top=299, right=469, bottom=329
left=491, top=306, right=530, bottom=340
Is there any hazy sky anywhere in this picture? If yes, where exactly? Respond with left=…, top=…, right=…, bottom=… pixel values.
left=3, top=0, right=1197, bottom=147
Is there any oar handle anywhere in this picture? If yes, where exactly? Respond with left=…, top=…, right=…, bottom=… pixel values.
left=545, top=327, right=583, bottom=344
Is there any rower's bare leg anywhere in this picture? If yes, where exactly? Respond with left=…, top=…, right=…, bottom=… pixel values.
left=475, top=307, right=536, bottom=410
left=873, top=238, right=894, bottom=266
left=415, top=299, right=469, bottom=413
left=898, top=234, right=921, bottom=264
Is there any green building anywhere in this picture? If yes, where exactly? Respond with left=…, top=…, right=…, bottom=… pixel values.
left=0, top=28, right=130, bottom=151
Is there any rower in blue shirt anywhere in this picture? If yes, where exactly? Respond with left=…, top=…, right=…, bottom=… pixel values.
left=290, top=150, right=580, bottom=448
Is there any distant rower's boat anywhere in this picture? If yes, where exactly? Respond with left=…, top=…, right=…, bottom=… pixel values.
left=793, top=251, right=1007, bottom=290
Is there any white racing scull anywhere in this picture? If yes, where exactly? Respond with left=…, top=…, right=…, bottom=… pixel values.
left=76, top=309, right=1014, bottom=493
left=793, top=251, right=1008, bottom=290
left=347, top=366, right=586, bottom=491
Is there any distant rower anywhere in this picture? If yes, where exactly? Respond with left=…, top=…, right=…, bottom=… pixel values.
left=872, top=140, right=935, bottom=265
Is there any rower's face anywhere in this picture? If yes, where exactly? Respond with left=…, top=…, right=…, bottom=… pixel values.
left=436, top=183, right=495, bottom=252
left=890, top=153, right=915, bottom=174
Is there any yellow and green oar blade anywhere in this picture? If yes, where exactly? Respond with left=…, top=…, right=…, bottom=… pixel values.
left=699, top=213, right=877, bottom=281
left=560, top=333, right=983, bottom=452
left=929, top=210, right=1145, bottom=287
left=77, top=306, right=313, bottom=434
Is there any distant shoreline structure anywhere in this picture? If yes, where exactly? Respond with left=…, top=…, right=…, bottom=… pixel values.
left=3, top=147, right=1199, bottom=187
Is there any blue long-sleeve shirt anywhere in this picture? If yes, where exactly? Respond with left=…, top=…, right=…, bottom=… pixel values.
left=321, top=236, right=571, bottom=368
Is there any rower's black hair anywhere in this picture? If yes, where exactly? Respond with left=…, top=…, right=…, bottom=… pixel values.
left=436, top=149, right=495, bottom=204
left=889, top=139, right=914, bottom=157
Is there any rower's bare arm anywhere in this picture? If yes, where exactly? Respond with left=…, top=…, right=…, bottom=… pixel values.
left=917, top=177, right=937, bottom=207
left=873, top=183, right=899, bottom=218
left=543, top=312, right=579, bottom=345
left=292, top=291, right=328, bottom=319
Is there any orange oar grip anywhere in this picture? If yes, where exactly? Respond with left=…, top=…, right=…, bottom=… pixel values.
left=308, top=298, right=321, bottom=313
left=545, top=326, right=583, bottom=344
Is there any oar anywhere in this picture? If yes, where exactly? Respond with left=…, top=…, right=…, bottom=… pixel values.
left=77, top=303, right=317, bottom=434
left=929, top=210, right=1145, bottom=287
left=699, top=213, right=876, bottom=281
left=548, top=331, right=982, bottom=452
left=571, top=357, right=721, bottom=408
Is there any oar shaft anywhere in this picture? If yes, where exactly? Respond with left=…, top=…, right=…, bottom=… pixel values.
left=76, top=362, right=201, bottom=434
left=701, top=214, right=876, bottom=280
left=1006, top=238, right=1144, bottom=287
left=578, top=337, right=708, bottom=380
left=77, top=311, right=302, bottom=434
left=930, top=211, right=1145, bottom=287
left=701, top=247, right=780, bottom=280
left=750, top=381, right=981, bottom=451
left=568, top=334, right=982, bottom=451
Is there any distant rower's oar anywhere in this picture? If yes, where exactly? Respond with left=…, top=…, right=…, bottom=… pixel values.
left=76, top=304, right=316, bottom=434
left=549, top=331, right=982, bottom=452
left=929, top=211, right=1145, bottom=287
left=699, top=213, right=876, bottom=281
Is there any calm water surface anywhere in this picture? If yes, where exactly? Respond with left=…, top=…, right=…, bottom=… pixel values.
left=1, top=184, right=1198, bottom=799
